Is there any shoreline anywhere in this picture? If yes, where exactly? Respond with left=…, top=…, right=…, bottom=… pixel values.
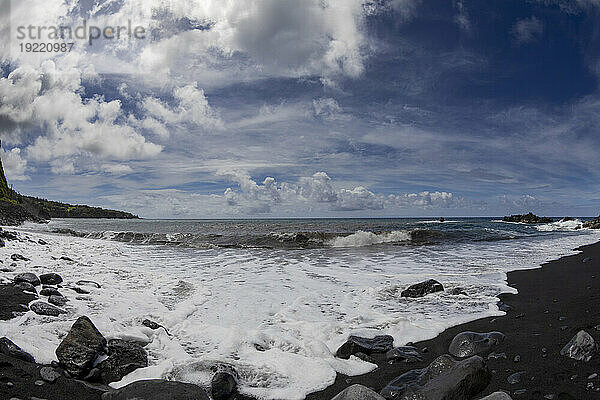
left=1, top=227, right=599, bottom=399
left=307, top=241, right=600, bottom=399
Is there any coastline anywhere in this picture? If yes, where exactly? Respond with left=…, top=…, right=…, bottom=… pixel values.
left=307, top=241, right=600, bottom=399
left=1, top=227, right=599, bottom=399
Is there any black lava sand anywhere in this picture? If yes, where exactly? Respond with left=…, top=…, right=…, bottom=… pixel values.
left=307, top=241, right=600, bottom=400
left=2, top=242, right=600, bottom=400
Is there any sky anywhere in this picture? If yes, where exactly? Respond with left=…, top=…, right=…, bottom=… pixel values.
left=0, top=0, right=600, bottom=218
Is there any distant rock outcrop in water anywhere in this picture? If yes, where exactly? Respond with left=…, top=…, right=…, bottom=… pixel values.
left=583, top=216, right=600, bottom=229
left=502, top=213, right=554, bottom=224
left=0, top=141, right=139, bottom=225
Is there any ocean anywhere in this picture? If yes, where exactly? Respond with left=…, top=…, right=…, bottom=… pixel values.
left=2, top=217, right=600, bottom=399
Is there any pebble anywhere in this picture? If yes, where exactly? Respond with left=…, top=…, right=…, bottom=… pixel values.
left=543, top=395, right=557, bottom=400
left=514, top=355, right=521, bottom=362
left=514, top=389, right=527, bottom=395
left=34, top=380, right=45, bottom=386
left=508, top=371, right=526, bottom=384
left=488, top=352, right=507, bottom=360
left=589, top=373, right=598, bottom=380
left=560, top=326, right=569, bottom=331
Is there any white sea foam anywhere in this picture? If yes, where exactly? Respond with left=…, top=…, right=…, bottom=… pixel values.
left=1, top=225, right=599, bottom=398
left=327, top=230, right=411, bottom=247
left=536, top=219, right=584, bottom=231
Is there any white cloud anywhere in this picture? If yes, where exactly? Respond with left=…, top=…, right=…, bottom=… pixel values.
left=101, top=164, right=134, bottom=175
left=221, top=171, right=467, bottom=215
left=142, top=83, right=222, bottom=131
left=0, top=147, right=29, bottom=181
left=511, top=16, right=544, bottom=44
left=0, top=61, right=162, bottom=172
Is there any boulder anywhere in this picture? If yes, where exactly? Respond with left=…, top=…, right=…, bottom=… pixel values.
left=14, top=272, right=40, bottom=286
left=380, top=354, right=491, bottom=400
left=40, top=287, right=62, bottom=297
left=48, top=295, right=68, bottom=307
left=478, top=392, right=513, bottom=400
left=56, top=316, right=107, bottom=378
left=14, top=281, right=37, bottom=294
left=560, top=330, right=597, bottom=362
left=30, top=301, right=67, bottom=317
left=101, top=379, right=209, bottom=400
left=211, top=365, right=238, bottom=400
left=448, top=331, right=505, bottom=358
left=386, top=346, right=423, bottom=363
left=332, top=384, right=386, bottom=400
left=97, top=339, right=148, bottom=384
left=502, top=213, right=553, bottom=224
left=40, top=273, right=63, bottom=285
left=400, top=279, right=444, bottom=298
left=0, top=337, right=35, bottom=362
left=336, top=335, right=394, bottom=359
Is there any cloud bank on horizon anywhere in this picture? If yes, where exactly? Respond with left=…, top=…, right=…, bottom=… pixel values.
left=1, top=0, right=599, bottom=218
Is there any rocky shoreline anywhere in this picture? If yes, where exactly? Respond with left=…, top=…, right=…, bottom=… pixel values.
left=1, top=227, right=600, bottom=399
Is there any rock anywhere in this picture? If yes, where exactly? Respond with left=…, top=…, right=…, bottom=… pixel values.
left=60, top=256, right=75, bottom=262
left=211, top=365, right=238, bottom=400
left=336, top=335, right=394, bottom=359
left=39, top=366, right=61, bottom=383
left=101, top=379, right=209, bottom=400
left=70, top=286, right=90, bottom=294
left=48, top=295, right=68, bottom=307
left=478, top=392, right=513, bottom=400
left=142, top=318, right=171, bottom=336
left=97, top=339, right=148, bottom=384
left=583, top=216, right=600, bottom=229
left=386, top=346, right=423, bottom=363
left=39, top=273, right=63, bottom=285
left=13, top=273, right=40, bottom=286
left=40, top=287, right=61, bottom=297
left=30, top=301, right=67, bottom=317
left=11, top=254, right=30, bottom=262
left=38, top=239, right=48, bottom=245
left=76, top=280, right=101, bottom=288
left=507, top=371, right=526, bottom=384
left=0, top=337, right=35, bottom=362
left=56, top=316, right=107, bottom=378
left=380, top=354, right=491, bottom=400
left=502, top=213, right=553, bottom=224
left=401, top=279, right=444, bottom=298
left=448, top=331, right=505, bottom=358
left=560, top=330, right=597, bottom=362
left=332, top=384, right=386, bottom=400
left=583, top=257, right=592, bottom=263
left=14, top=281, right=37, bottom=294
left=450, top=288, right=467, bottom=296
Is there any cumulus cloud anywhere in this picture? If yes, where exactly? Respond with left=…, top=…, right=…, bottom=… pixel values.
left=141, top=83, right=223, bottom=133
left=0, top=147, right=29, bottom=181
left=511, top=16, right=544, bottom=44
left=221, top=171, right=467, bottom=215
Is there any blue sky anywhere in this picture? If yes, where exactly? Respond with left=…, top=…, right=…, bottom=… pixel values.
left=1, top=0, right=600, bottom=217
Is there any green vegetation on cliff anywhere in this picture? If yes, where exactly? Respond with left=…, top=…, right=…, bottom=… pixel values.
left=0, top=143, right=139, bottom=225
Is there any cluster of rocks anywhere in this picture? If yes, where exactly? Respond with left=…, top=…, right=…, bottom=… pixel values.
left=583, top=216, right=600, bottom=229
left=326, top=323, right=600, bottom=400
left=0, top=313, right=239, bottom=400
left=330, top=329, right=504, bottom=399
left=502, top=213, right=554, bottom=224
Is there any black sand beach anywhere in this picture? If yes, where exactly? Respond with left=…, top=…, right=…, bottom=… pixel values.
left=2, top=240, right=600, bottom=399
left=307, top=241, right=600, bottom=400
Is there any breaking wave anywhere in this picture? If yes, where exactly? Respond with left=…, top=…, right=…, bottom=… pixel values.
left=50, top=228, right=446, bottom=249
